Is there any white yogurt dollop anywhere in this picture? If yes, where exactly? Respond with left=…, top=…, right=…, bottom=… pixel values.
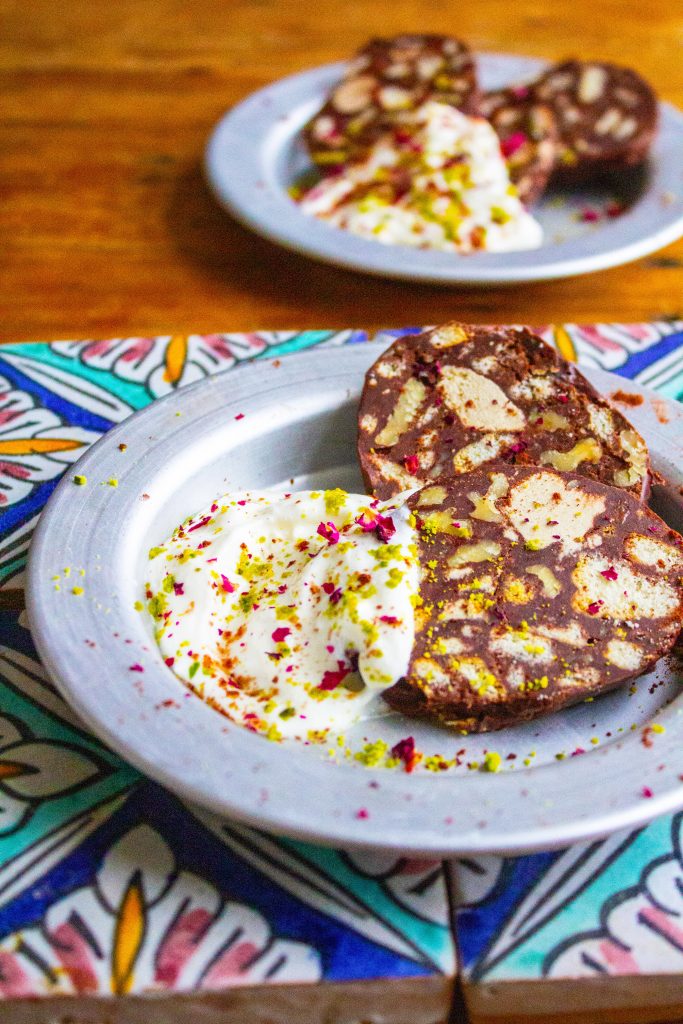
left=299, top=102, right=543, bottom=253
left=145, top=489, right=419, bottom=741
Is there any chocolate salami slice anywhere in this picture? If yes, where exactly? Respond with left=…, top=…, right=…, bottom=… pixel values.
left=532, top=60, right=658, bottom=179
left=358, top=324, right=651, bottom=501
left=478, top=88, right=558, bottom=205
left=383, top=465, right=683, bottom=732
left=305, top=34, right=478, bottom=167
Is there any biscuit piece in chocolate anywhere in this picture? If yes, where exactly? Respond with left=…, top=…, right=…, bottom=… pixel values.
left=358, top=323, right=651, bottom=501
left=479, top=88, right=558, bottom=205
left=305, top=35, right=478, bottom=167
left=533, top=60, right=658, bottom=179
left=384, top=466, right=683, bottom=732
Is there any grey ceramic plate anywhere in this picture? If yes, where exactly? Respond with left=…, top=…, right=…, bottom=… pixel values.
left=26, top=344, right=683, bottom=855
left=204, top=53, right=683, bottom=285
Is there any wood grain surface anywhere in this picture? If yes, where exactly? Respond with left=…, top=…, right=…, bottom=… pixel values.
left=1, top=0, right=682, bottom=343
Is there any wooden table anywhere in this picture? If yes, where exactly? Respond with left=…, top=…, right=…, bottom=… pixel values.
left=2, top=0, right=682, bottom=344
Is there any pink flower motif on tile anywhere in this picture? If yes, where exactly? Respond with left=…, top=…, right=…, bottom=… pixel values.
left=546, top=817, right=683, bottom=978
left=0, top=824, right=321, bottom=996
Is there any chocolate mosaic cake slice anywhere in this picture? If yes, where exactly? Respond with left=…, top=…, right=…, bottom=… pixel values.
left=383, top=465, right=683, bottom=732
left=478, top=88, right=558, bottom=205
left=304, top=34, right=479, bottom=167
left=358, top=324, right=651, bottom=501
left=533, top=59, right=658, bottom=180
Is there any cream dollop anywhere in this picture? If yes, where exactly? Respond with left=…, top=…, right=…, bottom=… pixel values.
left=145, top=489, right=419, bottom=741
left=299, top=102, right=543, bottom=253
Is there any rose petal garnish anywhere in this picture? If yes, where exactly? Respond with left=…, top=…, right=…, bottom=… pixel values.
left=579, top=207, right=600, bottom=223
left=587, top=601, right=603, bottom=615
left=501, top=131, right=527, bottom=158
left=355, top=511, right=395, bottom=542
left=318, top=660, right=351, bottom=691
left=380, top=615, right=399, bottom=624
left=507, top=439, right=528, bottom=455
left=188, top=515, right=212, bottom=533
left=404, top=454, right=419, bottom=475
left=165, top=657, right=175, bottom=667
left=642, top=786, right=654, bottom=798
left=376, top=514, right=396, bottom=542
left=600, top=567, right=618, bottom=580
left=391, top=736, right=417, bottom=772
left=220, top=575, right=235, bottom=593
left=355, top=513, right=377, bottom=532
left=322, top=581, right=343, bottom=603
left=558, top=394, right=569, bottom=404
left=129, top=663, right=144, bottom=672
left=317, top=521, right=340, bottom=544
left=272, top=627, right=291, bottom=643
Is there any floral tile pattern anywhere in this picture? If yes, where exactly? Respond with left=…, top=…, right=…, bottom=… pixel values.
left=0, top=610, right=454, bottom=1007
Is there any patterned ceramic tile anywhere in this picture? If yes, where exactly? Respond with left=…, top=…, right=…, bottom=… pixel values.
left=0, top=610, right=455, bottom=1021
left=450, top=818, right=683, bottom=1022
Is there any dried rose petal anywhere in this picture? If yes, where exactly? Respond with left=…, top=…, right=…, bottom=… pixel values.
left=322, top=581, right=343, bottom=604
left=404, top=454, right=419, bottom=475
left=375, top=514, right=396, bottom=543
left=220, top=575, right=236, bottom=593
left=129, top=663, right=144, bottom=672
left=318, top=660, right=351, bottom=691
left=272, top=627, right=291, bottom=643
left=391, top=736, right=417, bottom=772
left=579, top=207, right=600, bottom=223
left=600, top=567, right=618, bottom=581
left=501, top=131, right=527, bottom=158
left=587, top=601, right=603, bottom=615
left=188, top=515, right=212, bottom=533
left=380, top=615, right=399, bottom=624
left=355, top=513, right=377, bottom=532
left=642, top=786, right=654, bottom=798
left=317, top=521, right=340, bottom=544
left=173, top=582, right=185, bottom=596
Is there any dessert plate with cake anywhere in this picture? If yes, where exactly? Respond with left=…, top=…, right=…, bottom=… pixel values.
left=205, top=37, right=683, bottom=283
left=26, top=325, right=683, bottom=855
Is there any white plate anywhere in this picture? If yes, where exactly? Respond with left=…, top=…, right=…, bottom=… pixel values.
left=26, top=344, right=683, bottom=855
left=205, top=54, right=683, bottom=285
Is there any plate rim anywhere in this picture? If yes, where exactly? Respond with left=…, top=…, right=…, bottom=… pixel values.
left=25, top=343, right=683, bottom=855
left=204, top=52, right=683, bottom=286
